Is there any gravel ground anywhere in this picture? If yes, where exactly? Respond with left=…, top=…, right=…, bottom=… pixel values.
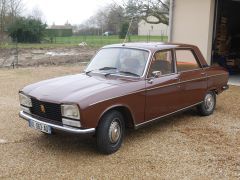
left=0, top=66, right=239, bottom=179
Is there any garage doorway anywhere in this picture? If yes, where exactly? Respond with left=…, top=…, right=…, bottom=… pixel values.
left=212, top=0, right=240, bottom=85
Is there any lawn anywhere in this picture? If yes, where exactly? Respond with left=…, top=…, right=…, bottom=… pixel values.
left=54, top=35, right=168, bottom=45
left=0, top=35, right=168, bottom=49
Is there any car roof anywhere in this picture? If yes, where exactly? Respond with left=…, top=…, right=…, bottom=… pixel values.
left=103, top=42, right=197, bottom=52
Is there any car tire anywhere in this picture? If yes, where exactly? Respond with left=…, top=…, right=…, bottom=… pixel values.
left=96, top=110, right=125, bottom=154
left=197, top=91, right=216, bottom=116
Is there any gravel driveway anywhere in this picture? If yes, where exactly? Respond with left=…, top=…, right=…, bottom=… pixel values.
left=0, top=66, right=239, bottom=179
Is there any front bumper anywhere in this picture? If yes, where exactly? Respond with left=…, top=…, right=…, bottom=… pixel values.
left=19, top=111, right=95, bottom=134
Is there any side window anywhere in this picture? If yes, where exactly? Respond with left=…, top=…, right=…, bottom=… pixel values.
left=148, top=50, right=174, bottom=77
left=176, top=50, right=200, bottom=72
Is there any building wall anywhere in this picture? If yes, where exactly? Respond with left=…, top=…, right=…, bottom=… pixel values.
left=171, top=0, right=215, bottom=64
left=138, top=17, right=169, bottom=36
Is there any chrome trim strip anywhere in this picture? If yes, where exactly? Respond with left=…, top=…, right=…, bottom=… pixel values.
left=207, top=73, right=227, bottom=78
left=177, top=68, right=203, bottom=73
left=135, top=101, right=203, bottom=128
left=146, top=73, right=227, bottom=91
left=146, top=82, right=179, bottom=91
left=179, top=76, right=207, bottom=84
left=146, top=76, right=207, bottom=91
left=19, top=111, right=95, bottom=134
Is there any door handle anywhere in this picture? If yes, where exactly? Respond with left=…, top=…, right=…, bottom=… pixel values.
left=147, top=79, right=154, bottom=84
left=173, top=77, right=181, bottom=88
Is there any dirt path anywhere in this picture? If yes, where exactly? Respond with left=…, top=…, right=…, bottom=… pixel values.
left=0, top=66, right=239, bottom=179
left=0, top=47, right=97, bottom=67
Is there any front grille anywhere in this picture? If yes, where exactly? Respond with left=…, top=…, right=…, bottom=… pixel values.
left=30, top=98, right=62, bottom=122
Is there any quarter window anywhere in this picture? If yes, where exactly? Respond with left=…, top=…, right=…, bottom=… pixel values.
left=148, top=50, right=174, bottom=77
left=176, top=50, right=200, bottom=72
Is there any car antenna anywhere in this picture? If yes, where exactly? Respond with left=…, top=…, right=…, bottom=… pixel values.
left=122, top=16, right=134, bottom=45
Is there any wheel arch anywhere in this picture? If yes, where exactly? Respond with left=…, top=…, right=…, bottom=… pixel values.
left=98, top=104, right=136, bottom=129
left=207, top=87, right=219, bottom=95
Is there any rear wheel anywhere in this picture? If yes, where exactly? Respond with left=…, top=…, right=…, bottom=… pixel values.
left=96, top=110, right=125, bottom=154
left=197, top=91, right=216, bottom=116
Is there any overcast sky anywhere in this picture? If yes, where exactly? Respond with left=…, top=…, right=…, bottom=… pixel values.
left=23, top=0, right=121, bottom=25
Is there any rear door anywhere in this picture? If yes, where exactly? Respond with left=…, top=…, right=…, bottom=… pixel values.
left=175, top=49, right=207, bottom=107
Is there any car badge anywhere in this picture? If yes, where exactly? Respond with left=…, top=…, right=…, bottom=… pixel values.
left=40, top=105, right=46, bottom=113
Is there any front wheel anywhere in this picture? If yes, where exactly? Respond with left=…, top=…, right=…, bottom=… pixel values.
left=96, top=110, right=125, bottom=154
left=197, top=91, right=216, bottom=116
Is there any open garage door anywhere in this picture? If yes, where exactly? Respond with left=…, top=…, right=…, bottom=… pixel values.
left=212, top=0, right=240, bottom=85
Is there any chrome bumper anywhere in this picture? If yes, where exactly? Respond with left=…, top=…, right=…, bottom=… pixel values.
left=222, top=85, right=229, bottom=91
left=19, top=111, right=95, bottom=134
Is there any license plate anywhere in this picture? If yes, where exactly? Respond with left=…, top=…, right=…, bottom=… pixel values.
left=29, top=119, right=51, bottom=134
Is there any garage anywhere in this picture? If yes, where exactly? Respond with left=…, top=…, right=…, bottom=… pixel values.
left=212, top=0, right=240, bottom=81
left=170, top=0, right=240, bottom=85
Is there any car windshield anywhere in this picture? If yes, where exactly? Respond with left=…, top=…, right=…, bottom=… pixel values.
left=85, top=48, right=150, bottom=77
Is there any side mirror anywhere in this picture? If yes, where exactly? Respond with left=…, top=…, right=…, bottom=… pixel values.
left=152, top=71, right=162, bottom=78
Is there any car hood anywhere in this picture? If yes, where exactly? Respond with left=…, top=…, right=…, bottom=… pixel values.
left=22, top=73, right=129, bottom=104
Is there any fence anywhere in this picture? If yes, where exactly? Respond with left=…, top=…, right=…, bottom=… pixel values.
left=45, top=34, right=168, bottom=47
left=0, top=35, right=168, bottom=68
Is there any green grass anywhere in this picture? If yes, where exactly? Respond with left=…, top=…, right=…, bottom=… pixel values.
left=0, top=43, right=79, bottom=49
left=54, top=35, right=168, bottom=46
left=0, top=35, right=168, bottom=49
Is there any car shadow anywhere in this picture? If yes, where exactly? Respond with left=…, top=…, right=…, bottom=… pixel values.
left=33, top=131, right=98, bottom=155
left=126, top=108, right=200, bottom=139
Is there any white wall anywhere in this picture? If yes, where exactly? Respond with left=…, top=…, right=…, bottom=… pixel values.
left=138, top=17, right=169, bottom=36
left=171, top=0, right=215, bottom=64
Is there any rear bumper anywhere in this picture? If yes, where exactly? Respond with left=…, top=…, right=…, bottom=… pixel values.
left=222, top=85, right=229, bottom=91
left=19, top=111, right=95, bottom=134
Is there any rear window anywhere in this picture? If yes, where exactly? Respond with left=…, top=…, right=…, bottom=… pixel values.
left=176, top=50, right=200, bottom=72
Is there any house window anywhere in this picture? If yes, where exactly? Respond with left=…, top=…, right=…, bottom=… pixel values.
left=176, top=50, right=200, bottom=72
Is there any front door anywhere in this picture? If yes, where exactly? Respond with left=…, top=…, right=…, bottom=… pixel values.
left=145, top=50, right=182, bottom=121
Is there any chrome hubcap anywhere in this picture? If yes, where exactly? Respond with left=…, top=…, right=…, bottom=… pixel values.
left=205, top=94, right=214, bottom=111
left=109, top=119, right=121, bottom=144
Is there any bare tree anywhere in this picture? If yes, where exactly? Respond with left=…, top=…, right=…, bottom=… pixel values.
left=0, top=0, right=23, bottom=32
left=30, top=6, right=45, bottom=21
left=0, top=0, right=8, bottom=32
left=125, top=0, right=170, bottom=25
left=8, top=0, right=23, bottom=23
left=81, top=3, right=128, bottom=35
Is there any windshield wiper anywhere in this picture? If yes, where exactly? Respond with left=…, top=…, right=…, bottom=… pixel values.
left=99, top=67, right=117, bottom=71
left=118, top=71, right=140, bottom=77
left=85, top=67, right=117, bottom=76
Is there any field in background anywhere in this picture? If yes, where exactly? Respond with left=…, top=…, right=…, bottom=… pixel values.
left=54, top=35, right=168, bottom=46
left=0, top=35, right=168, bottom=49
left=0, top=35, right=167, bottom=68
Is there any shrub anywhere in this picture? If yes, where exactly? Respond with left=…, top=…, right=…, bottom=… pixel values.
left=8, top=17, right=47, bottom=43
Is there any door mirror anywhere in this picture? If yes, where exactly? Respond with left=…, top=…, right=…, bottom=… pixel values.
left=152, top=71, right=162, bottom=78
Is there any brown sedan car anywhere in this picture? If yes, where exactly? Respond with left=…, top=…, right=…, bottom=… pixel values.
left=19, top=42, right=229, bottom=154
